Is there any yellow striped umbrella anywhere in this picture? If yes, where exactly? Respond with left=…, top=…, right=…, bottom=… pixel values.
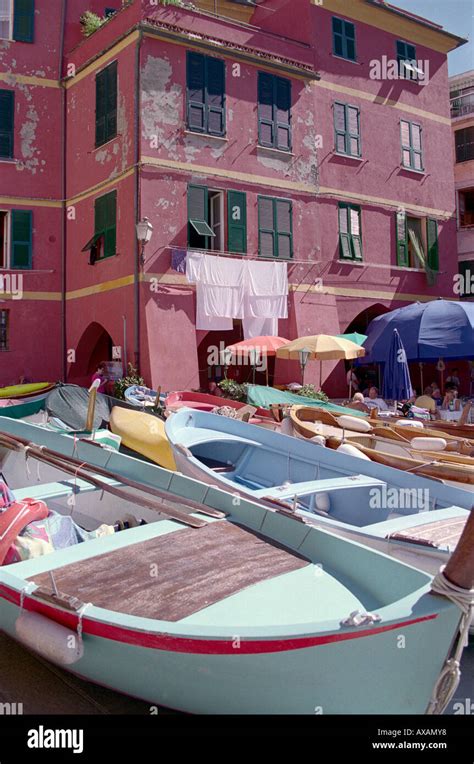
left=276, top=335, right=366, bottom=386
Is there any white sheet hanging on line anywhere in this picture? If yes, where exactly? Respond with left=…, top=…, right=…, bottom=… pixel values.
left=242, top=317, right=279, bottom=339
left=186, top=252, right=289, bottom=337
left=196, top=283, right=233, bottom=331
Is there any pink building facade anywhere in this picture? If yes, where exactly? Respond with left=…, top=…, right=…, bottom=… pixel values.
left=0, top=1, right=466, bottom=394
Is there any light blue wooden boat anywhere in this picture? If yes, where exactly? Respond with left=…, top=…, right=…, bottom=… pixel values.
left=0, top=415, right=469, bottom=714
left=166, top=409, right=472, bottom=576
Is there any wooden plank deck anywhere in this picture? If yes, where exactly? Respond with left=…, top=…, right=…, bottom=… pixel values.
left=388, top=516, right=467, bottom=549
left=29, top=521, right=310, bottom=622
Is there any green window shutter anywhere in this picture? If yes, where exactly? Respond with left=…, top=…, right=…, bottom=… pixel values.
left=187, top=52, right=205, bottom=133
left=258, top=197, right=275, bottom=257
left=206, top=57, right=225, bottom=136
left=94, top=192, right=116, bottom=259
left=258, top=72, right=275, bottom=148
left=106, top=62, right=117, bottom=143
left=227, top=191, right=247, bottom=254
left=338, top=204, right=351, bottom=259
left=275, top=77, right=291, bottom=151
left=94, top=195, right=106, bottom=236
left=95, top=69, right=107, bottom=147
left=426, top=218, right=439, bottom=271
left=348, top=206, right=362, bottom=260
left=275, top=199, right=292, bottom=258
left=334, top=102, right=360, bottom=156
left=188, top=184, right=214, bottom=245
left=334, top=102, right=346, bottom=153
left=104, top=191, right=116, bottom=259
left=396, top=210, right=409, bottom=266
left=13, top=0, right=35, bottom=43
left=258, top=73, right=291, bottom=151
left=95, top=62, right=117, bottom=147
left=347, top=106, right=360, bottom=156
left=0, top=89, right=14, bottom=158
left=11, top=210, right=32, bottom=269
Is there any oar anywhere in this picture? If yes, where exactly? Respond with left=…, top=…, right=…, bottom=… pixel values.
left=0, top=438, right=207, bottom=528
left=443, top=507, right=474, bottom=592
left=0, top=430, right=225, bottom=519
left=85, top=378, right=101, bottom=433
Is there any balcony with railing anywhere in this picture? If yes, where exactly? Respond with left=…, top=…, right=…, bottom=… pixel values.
left=451, top=89, right=474, bottom=119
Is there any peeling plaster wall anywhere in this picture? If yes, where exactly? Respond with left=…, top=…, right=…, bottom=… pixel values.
left=139, top=39, right=318, bottom=194
left=0, top=1, right=67, bottom=384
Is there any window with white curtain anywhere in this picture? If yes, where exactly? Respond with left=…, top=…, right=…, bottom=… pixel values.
left=0, top=0, right=13, bottom=40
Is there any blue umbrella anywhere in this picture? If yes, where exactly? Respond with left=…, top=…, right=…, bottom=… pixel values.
left=361, top=299, right=474, bottom=363
left=382, top=329, right=413, bottom=401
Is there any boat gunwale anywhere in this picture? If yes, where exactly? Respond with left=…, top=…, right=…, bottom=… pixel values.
left=0, top=578, right=443, bottom=653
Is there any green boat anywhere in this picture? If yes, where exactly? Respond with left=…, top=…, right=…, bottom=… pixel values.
left=247, top=384, right=366, bottom=416
left=0, top=391, right=51, bottom=420
left=0, top=417, right=471, bottom=715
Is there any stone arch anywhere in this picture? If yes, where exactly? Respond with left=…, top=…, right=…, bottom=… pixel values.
left=68, top=322, right=114, bottom=386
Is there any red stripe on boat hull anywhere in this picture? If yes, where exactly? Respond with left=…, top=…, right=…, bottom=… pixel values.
left=0, top=584, right=438, bottom=655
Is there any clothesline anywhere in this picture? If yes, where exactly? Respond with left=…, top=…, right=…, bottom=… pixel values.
left=161, top=245, right=320, bottom=265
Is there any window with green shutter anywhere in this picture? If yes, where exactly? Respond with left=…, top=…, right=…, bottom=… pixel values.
left=93, top=191, right=116, bottom=260
left=227, top=191, right=247, bottom=254
left=426, top=218, right=439, bottom=271
left=0, top=309, right=8, bottom=351
left=396, top=210, right=409, bottom=266
left=95, top=61, right=117, bottom=147
left=334, top=102, right=360, bottom=157
left=338, top=203, right=362, bottom=261
left=10, top=209, right=32, bottom=269
left=0, top=89, right=14, bottom=158
left=186, top=52, right=225, bottom=137
left=332, top=17, right=356, bottom=62
left=188, top=184, right=215, bottom=249
left=258, top=196, right=293, bottom=259
left=13, top=0, right=34, bottom=43
left=396, top=40, right=417, bottom=80
left=400, top=120, right=423, bottom=171
left=258, top=72, right=291, bottom=152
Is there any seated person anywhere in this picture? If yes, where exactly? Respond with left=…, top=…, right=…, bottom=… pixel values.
left=414, top=387, right=441, bottom=419
left=446, top=368, right=461, bottom=390
left=208, top=381, right=223, bottom=398
left=442, top=388, right=461, bottom=412
left=431, top=387, right=442, bottom=405
left=345, top=391, right=370, bottom=413
left=364, top=386, right=389, bottom=411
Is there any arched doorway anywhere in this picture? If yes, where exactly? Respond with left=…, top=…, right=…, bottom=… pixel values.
left=68, top=322, right=114, bottom=387
left=343, top=303, right=391, bottom=395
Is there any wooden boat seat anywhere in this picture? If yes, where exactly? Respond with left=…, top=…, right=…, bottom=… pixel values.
left=14, top=477, right=120, bottom=503
left=28, top=521, right=310, bottom=622
left=387, top=516, right=467, bottom=550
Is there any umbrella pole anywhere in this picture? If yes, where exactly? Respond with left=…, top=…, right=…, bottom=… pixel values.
left=320, top=359, right=322, bottom=390
left=265, top=364, right=269, bottom=387
left=419, top=362, right=423, bottom=393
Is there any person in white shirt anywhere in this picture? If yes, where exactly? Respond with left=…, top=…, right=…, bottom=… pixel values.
left=364, top=386, right=389, bottom=411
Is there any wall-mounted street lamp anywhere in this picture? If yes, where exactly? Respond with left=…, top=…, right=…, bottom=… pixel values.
left=136, top=217, right=153, bottom=266
left=298, top=348, right=311, bottom=385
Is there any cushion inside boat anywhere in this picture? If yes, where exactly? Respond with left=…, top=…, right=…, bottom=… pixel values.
left=28, top=521, right=310, bottom=622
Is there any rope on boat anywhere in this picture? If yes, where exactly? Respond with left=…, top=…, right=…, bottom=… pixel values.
left=340, top=610, right=382, bottom=627
left=19, top=582, right=35, bottom=612
left=77, top=602, right=92, bottom=647
left=426, top=568, right=474, bottom=715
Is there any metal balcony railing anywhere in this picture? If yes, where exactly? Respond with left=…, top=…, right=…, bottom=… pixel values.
left=451, top=92, right=474, bottom=119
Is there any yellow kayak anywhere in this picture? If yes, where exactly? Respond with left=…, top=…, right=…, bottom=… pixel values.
left=0, top=382, right=55, bottom=399
left=109, top=406, right=176, bottom=471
